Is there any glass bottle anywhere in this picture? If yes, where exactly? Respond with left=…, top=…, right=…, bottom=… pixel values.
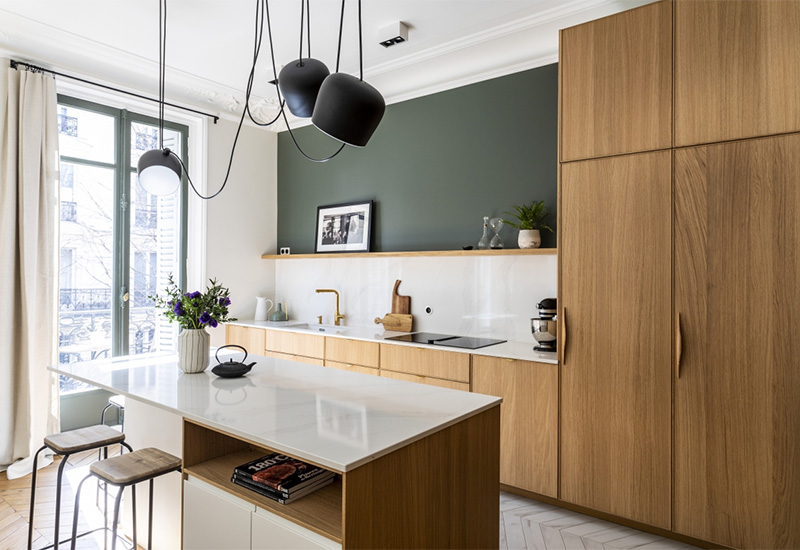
left=478, top=216, right=491, bottom=249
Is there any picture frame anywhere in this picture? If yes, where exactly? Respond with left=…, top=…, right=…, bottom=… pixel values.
left=314, top=200, right=373, bottom=253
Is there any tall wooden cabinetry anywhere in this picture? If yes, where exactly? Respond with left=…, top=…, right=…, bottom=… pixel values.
left=559, top=153, right=671, bottom=528
left=560, top=1, right=800, bottom=547
left=673, top=136, right=800, bottom=549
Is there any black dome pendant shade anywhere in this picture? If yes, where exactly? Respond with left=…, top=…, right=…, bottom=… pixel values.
left=137, top=148, right=182, bottom=195
left=312, top=73, right=386, bottom=147
left=278, top=58, right=330, bottom=118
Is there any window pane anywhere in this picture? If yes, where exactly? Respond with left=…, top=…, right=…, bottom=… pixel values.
left=129, top=169, right=181, bottom=354
left=58, top=162, right=115, bottom=393
left=130, top=122, right=183, bottom=169
left=58, top=105, right=116, bottom=164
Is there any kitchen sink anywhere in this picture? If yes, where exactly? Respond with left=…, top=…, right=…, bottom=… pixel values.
left=289, top=323, right=350, bottom=336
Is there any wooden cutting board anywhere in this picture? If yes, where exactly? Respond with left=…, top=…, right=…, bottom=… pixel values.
left=391, top=280, right=411, bottom=314
left=374, top=313, right=412, bottom=332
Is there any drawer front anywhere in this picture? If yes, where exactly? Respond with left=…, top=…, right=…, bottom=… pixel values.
left=324, top=360, right=379, bottom=376
left=266, top=330, right=325, bottom=358
left=379, top=343, right=470, bottom=383
left=380, top=369, right=470, bottom=392
left=225, top=325, right=266, bottom=354
left=265, top=350, right=325, bottom=367
left=324, top=338, right=379, bottom=368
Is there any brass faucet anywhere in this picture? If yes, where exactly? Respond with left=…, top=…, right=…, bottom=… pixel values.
left=316, top=289, right=345, bottom=326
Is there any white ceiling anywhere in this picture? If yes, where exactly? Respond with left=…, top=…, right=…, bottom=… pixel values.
left=0, top=0, right=652, bottom=129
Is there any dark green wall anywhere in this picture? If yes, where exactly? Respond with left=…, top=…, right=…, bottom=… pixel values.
left=277, top=63, right=558, bottom=252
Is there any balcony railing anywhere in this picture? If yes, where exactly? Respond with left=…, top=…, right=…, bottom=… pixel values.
left=60, top=288, right=111, bottom=311
left=61, top=201, right=77, bottom=222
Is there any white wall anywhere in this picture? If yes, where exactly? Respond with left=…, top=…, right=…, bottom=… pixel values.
left=204, top=118, right=278, bottom=346
left=0, top=57, right=8, bottom=145
left=274, top=254, right=557, bottom=343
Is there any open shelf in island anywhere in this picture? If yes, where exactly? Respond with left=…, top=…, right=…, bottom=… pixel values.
left=182, top=420, right=342, bottom=543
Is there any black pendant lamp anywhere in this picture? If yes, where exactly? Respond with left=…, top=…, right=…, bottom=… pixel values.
left=312, top=0, right=385, bottom=147
left=137, top=0, right=182, bottom=195
left=278, top=0, right=329, bottom=118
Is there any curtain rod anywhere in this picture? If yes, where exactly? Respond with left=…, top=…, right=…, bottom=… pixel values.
left=9, top=59, right=219, bottom=124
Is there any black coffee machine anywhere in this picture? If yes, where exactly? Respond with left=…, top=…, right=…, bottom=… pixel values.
left=531, top=298, right=557, bottom=352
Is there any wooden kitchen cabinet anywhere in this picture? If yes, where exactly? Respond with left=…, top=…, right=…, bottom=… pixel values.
left=266, top=351, right=325, bottom=367
left=559, top=0, right=672, bottom=161
left=266, top=329, right=325, bottom=360
left=673, top=135, right=800, bottom=549
left=226, top=325, right=267, bottom=355
left=324, top=360, right=378, bottom=377
left=324, top=338, right=379, bottom=369
left=472, top=356, right=557, bottom=497
left=559, top=151, right=672, bottom=528
left=674, top=0, right=800, bottom=147
left=379, top=343, right=470, bottom=384
left=379, top=369, right=469, bottom=392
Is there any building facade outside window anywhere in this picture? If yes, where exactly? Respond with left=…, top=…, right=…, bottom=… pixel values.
left=57, top=95, right=189, bottom=393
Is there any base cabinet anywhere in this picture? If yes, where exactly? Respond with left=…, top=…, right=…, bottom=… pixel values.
left=184, top=479, right=253, bottom=550
left=184, top=478, right=340, bottom=550
left=252, top=507, right=340, bottom=550
left=472, top=357, right=557, bottom=497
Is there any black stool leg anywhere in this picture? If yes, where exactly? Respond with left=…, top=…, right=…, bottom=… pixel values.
left=148, top=479, right=154, bottom=550
left=69, top=475, right=91, bottom=550
left=53, top=451, right=71, bottom=550
left=27, top=445, right=48, bottom=550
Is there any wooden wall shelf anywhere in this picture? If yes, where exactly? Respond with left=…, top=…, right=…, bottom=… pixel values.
left=261, top=248, right=557, bottom=260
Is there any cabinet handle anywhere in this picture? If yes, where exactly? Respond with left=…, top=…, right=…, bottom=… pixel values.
left=561, top=307, right=567, bottom=366
left=675, top=312, right=682, bottom=379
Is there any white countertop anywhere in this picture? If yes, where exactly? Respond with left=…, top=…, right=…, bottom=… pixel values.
left=232, top=320, right=559, bottom=364
left=50, top=351, right=501, bottom=473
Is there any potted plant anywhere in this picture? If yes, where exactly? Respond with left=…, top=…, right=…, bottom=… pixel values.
left=150, top=275, right=236, bottom=373
left=504, top=200, right=554, bottom=249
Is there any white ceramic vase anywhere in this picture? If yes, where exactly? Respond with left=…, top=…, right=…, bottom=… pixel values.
left=518, top=229, right=541, bottom=249
left=177, top=328, right=210, bottom=374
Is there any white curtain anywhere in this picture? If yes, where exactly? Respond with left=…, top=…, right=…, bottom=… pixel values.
left=0, top=65, right=61, bottom=479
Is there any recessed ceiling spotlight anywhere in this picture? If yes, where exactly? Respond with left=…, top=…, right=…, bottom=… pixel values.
left=379, top=22, right=408, bottom=48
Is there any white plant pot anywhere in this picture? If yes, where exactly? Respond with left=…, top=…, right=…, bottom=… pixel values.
left=177, top=328, right=210, bottom=374
left=518, top=229, right=541, bottom=249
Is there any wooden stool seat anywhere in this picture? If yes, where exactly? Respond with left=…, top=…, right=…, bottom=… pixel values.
left=43, top=424, right=126, bottom=455
left=90, top=447, right=181, bottom=486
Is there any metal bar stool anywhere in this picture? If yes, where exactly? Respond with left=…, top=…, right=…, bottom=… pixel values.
left=27, top=425, right=132, bottom=550
left=70, top=447, right=182, bottom=550
left=97, top=395, right=126, bottom=506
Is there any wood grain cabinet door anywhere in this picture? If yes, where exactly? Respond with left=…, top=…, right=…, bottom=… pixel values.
left=674, top=0, right=800, bottom=147
left=559, top=151, right=672, bottom=528
left=472, top=356, right=557, bottom=497
left=559, top=0, right=672, bottom=161
left=225, top=325, right=267, bottom=355
left=673, top=136, right=800, bottom=549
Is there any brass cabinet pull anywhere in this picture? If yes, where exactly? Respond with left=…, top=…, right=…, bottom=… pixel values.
left=675, top=312, right=682, bottom=379
left=561, top=307, right=568, bottom=365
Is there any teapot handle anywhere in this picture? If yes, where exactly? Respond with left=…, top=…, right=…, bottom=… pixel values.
left=215, top=344, right=248, bottom=365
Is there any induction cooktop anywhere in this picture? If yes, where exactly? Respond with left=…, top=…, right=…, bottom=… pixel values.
left=385, top=332, right=506, bottom=350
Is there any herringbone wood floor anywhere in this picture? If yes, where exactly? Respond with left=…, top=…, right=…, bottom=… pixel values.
left=0, top=446, right=140, bottom=550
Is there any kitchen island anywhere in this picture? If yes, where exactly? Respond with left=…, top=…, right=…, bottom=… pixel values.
left=51, top=352, right=501, bottom=549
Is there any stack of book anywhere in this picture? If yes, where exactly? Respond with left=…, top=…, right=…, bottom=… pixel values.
left=231, top=452, right=335, bottom=505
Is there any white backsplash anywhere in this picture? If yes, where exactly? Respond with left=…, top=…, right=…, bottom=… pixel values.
left=273, top=254, right=557, bottom=343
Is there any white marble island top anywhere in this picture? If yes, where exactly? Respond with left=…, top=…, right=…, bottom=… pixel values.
left=50, top=352, right=501, bottom=473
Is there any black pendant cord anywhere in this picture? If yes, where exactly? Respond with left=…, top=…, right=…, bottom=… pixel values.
left=263, top=0, right=345, bottom=162
left=244, top=0, right=284, bottom=128
left=170, top=0, right=280, bottom=199
left=306, top=0, right=312, bottom=59
left=298, top=0, right=305, bottom=66
left=159, top=0, right=167, bottom=148
left=335, top=0, right=346, bottom=72
left=358, top=0, right=363, bottom=81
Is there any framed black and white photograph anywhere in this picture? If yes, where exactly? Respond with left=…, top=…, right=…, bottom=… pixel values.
left=315, top=200, right=373, bottom=253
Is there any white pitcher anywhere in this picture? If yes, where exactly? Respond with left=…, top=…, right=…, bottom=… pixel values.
left=254, top=296, right=274, bottom=321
